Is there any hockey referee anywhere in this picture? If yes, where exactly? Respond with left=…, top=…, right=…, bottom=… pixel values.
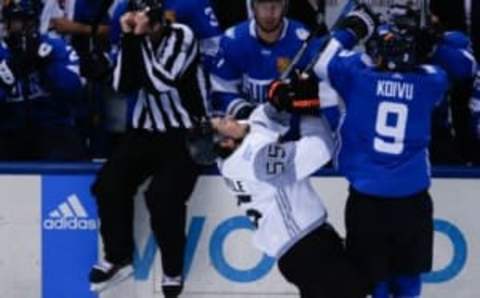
left=88, top=1, right=208, bottom=297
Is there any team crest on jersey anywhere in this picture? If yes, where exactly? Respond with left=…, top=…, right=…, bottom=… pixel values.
left=295, top=28, right=309, bottom=41
left=276, top=57, right=291, bottom=73
left=164, top=10, right=176, bottom=22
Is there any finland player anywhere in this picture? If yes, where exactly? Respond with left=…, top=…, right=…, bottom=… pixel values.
left=0, top=0, right=87, bottom=160
left=188, top=102, right=370, bottom=298
left=210, top=0, right=336, bottom=119
left=307, top=4, right=477, bottom=298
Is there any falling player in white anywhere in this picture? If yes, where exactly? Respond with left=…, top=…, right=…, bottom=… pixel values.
left=195, top=103, right=370, bottom=298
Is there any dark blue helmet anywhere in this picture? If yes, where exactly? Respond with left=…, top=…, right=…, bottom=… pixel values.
left=2, top=0, right=42, bottom=21
left=366, top=3, right=421, bottom=71
left=366, top=25, right=418, bottom=71
left=185, top=117, right=224, bottom=166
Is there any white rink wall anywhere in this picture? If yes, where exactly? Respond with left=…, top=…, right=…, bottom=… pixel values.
left=0, top=172, right=479, bottom=298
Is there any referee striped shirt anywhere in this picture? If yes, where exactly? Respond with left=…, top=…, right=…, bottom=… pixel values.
left=113, top=23, right=208, bottom=132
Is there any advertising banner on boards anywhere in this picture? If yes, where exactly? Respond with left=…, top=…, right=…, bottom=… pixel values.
left=0, top=173, right=479, bottom=298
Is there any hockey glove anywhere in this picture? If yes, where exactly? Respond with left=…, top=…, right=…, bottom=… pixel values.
left=268, top=74, right=320, bottom=114
left=339, top=4, right=378, bottom=41
left=267, top=80, right=295, bottom=112
left=289, top=73, right=320, bottom=114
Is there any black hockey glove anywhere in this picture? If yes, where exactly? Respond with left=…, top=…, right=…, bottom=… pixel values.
left=339, top=4, right=378, bottom=41
left=268, top=74, right=320, bottom=114
left=267, top=79, right=295, bottom=112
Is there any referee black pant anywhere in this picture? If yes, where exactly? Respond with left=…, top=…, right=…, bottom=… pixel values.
left=92, top=128, right=200, bottom=277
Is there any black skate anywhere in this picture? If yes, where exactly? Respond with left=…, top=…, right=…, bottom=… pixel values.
left=89, top=259, right=133, bottom=292
left=162, top=275, right=183, bottom=298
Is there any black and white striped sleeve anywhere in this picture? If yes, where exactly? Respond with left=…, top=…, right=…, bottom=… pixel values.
left=140, top=24, right=198, bottom=93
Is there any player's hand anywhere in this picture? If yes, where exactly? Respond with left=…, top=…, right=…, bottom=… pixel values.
left=133, top=11, right=152, bottom=35
left=267, top=80, right=295, bottom=112
left=120, top=12, right=137, bottom=34
left=268, top=74, right=320, bottom=114
left=340, top=4, right=378, bottom=40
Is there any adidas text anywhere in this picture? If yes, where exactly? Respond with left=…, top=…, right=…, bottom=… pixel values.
left=43, top=217, right=97, bottom=230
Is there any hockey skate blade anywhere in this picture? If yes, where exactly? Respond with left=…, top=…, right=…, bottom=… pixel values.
left=90, top=265, right=134, bottom=293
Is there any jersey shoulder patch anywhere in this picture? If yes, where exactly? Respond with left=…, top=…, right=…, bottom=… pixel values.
left=295, top=28, right=309, bottom=41
left=225, top=27, right=236, bottom=39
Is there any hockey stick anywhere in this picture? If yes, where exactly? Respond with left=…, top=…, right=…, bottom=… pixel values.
left=279, top=0, right=361, bottom=81
left=83, top=0, right=114, bottom=158
left=279, top=8, right=325, bottom=80
left=289, top=0, right=372, bottom=110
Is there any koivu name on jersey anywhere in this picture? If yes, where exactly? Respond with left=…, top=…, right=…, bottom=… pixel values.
left=376, top=80, right=414, bottom=101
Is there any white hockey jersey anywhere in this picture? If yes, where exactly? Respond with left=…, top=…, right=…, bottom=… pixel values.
left=219, top=104, right=334, bottom=258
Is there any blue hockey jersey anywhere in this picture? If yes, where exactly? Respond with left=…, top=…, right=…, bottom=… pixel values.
left=0, top=36, right=84, bottom=130
left=314, top=30, right=454, bottom=197
left=210, top=19, right=332, bottom=116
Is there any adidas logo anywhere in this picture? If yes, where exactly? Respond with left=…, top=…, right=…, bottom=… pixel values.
left=43, top=194, right=97, bottom=230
